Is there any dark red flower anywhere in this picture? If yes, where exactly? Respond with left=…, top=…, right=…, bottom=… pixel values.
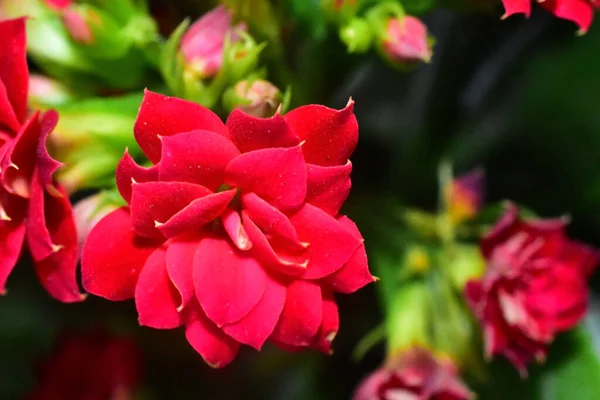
left=501, top=0, right=598, bottom=34
left=81, top=90, right=375, bottom=367
left=353, top=347, right=473, bottom=400
left=0, top=18, right=83, bottom=302
left=465, top=204, right=600, bottom=374
left=25, top=330, right=141, bottom=400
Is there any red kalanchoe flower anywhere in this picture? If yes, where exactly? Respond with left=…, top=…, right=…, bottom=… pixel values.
left=465, top=204, right=600, bottom=374
left=180, top=5, right=247, bottom=80
left=353, top=347, right=473, bottom=400
left=501, top=0, right=599, bottom=34
left=25, top=330, right=141, bottom=400
left=81, top=90, right=375, bottom=367
left=0, top=18, right=82, bottom=302
left=382, top=16, right=432, bottom=64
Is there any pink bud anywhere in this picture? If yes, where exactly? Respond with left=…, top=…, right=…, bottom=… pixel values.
left=29, top=74, right=74, bottom=107
left=61, top=8, right=94, bottom=44
left=232, top=79, right=282, bottom=118
left=73, top=194, right=119, bottom=255
left=382, top=16, right=432, bottom=64
left=180, top=5, right=247, bottom=79
left=445, top=169, right=485, bottom=224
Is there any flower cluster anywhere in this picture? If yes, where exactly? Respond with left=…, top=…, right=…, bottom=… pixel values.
left=0, top=18, right=82, bottom=302
left=81, top=90, right=375, bottom=367
left=466, top=204, right=599, bottom=374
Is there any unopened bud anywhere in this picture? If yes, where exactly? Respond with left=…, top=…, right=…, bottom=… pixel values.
left=28, top=74, right=75, bottom=108
left=381, top=16, right=433, bottom=65
left=61, top=7, right=95, bottom=44
left=444, top=169, right=485, bottom=225
left=339, top=18, right=373, bottom=54
left=73, top=193, right=119, bottom=253
left=180, top=5, right=247, bottom=80
left=224, top=79, right=282, bottom=118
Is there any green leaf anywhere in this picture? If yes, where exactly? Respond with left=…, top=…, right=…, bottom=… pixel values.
left=159, top=19, right=189, bottom=96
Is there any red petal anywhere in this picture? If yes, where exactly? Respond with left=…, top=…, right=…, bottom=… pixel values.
left=159, top=130, right=240, bottom=191
left=241, top=211, right=308, bottom=276
left=226, top=109, right=300, bottom=153
left=501, top=0, right=532, bottom=17
left=222, top=274, right=286, bottom=350
left=284, top=100, right=358, bottom=167
left=305, top=162, right=352, bottom=216
left=31, top=183, right=84, bottom=302
left=242, top=192, right=302, bottom=247
left=134, top=90, right=228, bottom=164
left=540, top=0, right=594, bottom=33
left=324, top=216, right=374, bottom=293
left=82, top=208, right=161, bottom=301
left=165, top=235, right=199, bottom=311
left=222, top=208, right=252, bottom=251
left=194, top=236, right=267, bottom=326
left=0, top=18, right=28, bottom=124
left=0, top=80, right=20, bottom=133
left=1, top=113, right=40, bottom=198
left=185, top=302, right=240, bottom=368
left=115, top=149, right=159, bottom=204
left=271, top=280, right=322, bottom=346
left=130, top=181, right=212, bottom=238
left=135, top=246, right=183, bottom=329
left=156, top=189, right=235, bottom=238
left=225, top=144, right=307, bottom=212
left=290, top=204, right=361, bottom=280
left=36, top=111, right=63, bottom=189
left=26, top=171, right=59, bottom=261
left=0, top=215, right=25, bottom=294
left=312, top=289, right=339, bottom=354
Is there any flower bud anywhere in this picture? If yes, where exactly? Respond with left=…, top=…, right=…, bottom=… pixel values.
left=28, top=74, right=76, bottom=108
left=180, top=5, right=247, bottom=80
left=353, top=347, right=473, bottom=400
left=223, top=79, right=282, bottom=118
left=61, top=7, right=94, bottom=44
left=73, top=192, right=119, bottom=253
left=444, top=169, right=485, bottom=225
left=339, top=18, right=373, bottom=54
left=381, top=16, right=433, bottom=65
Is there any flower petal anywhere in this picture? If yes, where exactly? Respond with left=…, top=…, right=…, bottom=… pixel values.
left=305, top=162, right=352, bottom=216
left=36, top=110, right=63, bottom=189
left=540, top=0, right=594, bottom=33
left=241, top=211, right=308, bottom=276
left=324, top=216, right=374, bottom=293
left=0, top=18, right=28, bottom=124
left=185, top=302, right=240, bottom=368
left=82, top=208, right=161, bottom=301
left=31, top=183, right=84, bottom=302
left=226, top=109, right=300, bottom=153
left=115, top=149, right=159, bottom=204
left=271, top=280, right=322, bottom=346
left=312, top=289, right=339, bottom=354
left=134, top=90, right=228, bottom=163
left=0, top=80, right=20, bottom=133
left=501, top=0, right=531, bottom=18
left=157, top=189, right=235, bottom=238
left=159, top=130, right=240, bottom=191
left=222, top=274, right=286, bottom=350
left=165, top=235, right=200, bottom=311
left=130, top=181, right=212, bottom=238
left=194, top=236, right=267, bottom=326
left=0, top=212, right=25, bottom=294
left=284, top=100, right=358, bottom=167
left=241, top=192, right=302, bottom=247
left=222, top=208, right=252, bottom=251
left=135, top=246, right=183, bottom=329
left=290, top=204, right=361, bottom=280
left=225, top=144, right=307, bottom=212
left=26, top=170, right=59, bottom=261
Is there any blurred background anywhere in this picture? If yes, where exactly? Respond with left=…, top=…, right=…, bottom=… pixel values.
left=2, top=0, right=600, bottom=399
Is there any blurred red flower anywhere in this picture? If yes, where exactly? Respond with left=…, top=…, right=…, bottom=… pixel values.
left=465, top=204, right=600, bottom=374
left=353, top=347, right=473, bottom=400
left=0, top=18, right=82, bottom=302
left=81, top=90, right=375, bottom=367
left=25, top=331, right=141, bottom=400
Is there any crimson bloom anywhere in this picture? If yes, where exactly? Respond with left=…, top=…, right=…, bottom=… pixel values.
left=25, top=331, right=141, bottom=400
left=82, top=90, right=375, bottom=367
left=353, top=347, right=473, bottom=400
left=465, top=204, right=599, bottom=374
left=0, top=18, right=82, bottom=302
left=501, top=0, right=599, bottom=33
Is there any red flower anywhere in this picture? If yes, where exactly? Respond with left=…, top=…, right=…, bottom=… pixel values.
left=465, top=204, right=600, bottom=374
left=25, top=330, right=141, bottom=400
left=501, top=0, right=598, bottom=34
left=0, top=18, right=82, bottom=302
left=381, top=16, right=432, bottom=64
left=180, top=5, right=247, bottom=80
left=81, top=90, right=375, bottom=367
left=353, top=347, right=473, bottom=400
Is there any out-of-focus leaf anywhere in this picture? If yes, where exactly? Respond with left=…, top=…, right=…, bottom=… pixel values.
left=159, top=19, right=189, bottom=96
